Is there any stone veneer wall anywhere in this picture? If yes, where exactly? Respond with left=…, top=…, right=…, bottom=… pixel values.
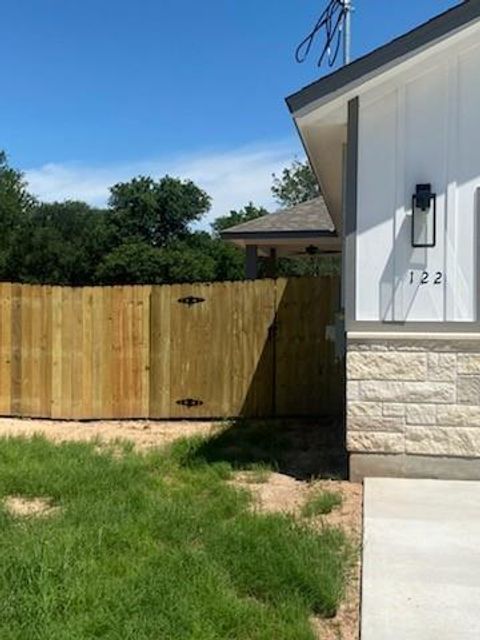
left=347, top=336, right=480, bottom=466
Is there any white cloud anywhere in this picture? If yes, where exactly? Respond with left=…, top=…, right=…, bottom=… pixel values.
left=24, top=141, right=302, bottom=228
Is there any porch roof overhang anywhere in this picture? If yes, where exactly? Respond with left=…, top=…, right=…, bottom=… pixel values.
left=220, top=196, right=341, bottom=258
left=286, top=0, right=480, bottom=235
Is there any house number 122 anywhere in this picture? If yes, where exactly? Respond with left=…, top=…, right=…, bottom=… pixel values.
left=409, top=271, right=444, bottom=285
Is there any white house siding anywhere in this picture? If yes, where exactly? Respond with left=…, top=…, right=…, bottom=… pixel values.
left=347, top=26, right=480, bottom=478
left=356, top=35, right=480, bottom=323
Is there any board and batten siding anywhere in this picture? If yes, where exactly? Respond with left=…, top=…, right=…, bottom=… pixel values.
left=356, top=33, right=480, bottom=323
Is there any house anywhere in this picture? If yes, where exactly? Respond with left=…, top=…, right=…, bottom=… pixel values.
left=221, top=196, right=340, bottom=278
left=287, top=0, right=480, bottom=480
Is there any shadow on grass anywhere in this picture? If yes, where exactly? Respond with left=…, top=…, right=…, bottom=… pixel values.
left=186, top=417, right=347, bottom=481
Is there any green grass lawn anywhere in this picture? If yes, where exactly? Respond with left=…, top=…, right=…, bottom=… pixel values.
left=302, top=490, right=343, bottom=518
left=0, top=435, right=352, bottom=640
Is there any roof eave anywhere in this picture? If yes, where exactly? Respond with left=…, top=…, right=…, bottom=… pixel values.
left=220, top=229, right=337, bottom=242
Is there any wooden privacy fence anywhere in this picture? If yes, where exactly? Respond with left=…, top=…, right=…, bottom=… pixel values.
left=0, top=277, right=342, bottom=420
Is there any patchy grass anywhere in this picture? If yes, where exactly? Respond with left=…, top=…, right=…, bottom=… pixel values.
left=302, top=490, right=343, bottom=517
left=0, top=435, right=352, bottom=639
left=239, top=463, right=273, bottom=484
left=184, top=418, right=348, bottom=480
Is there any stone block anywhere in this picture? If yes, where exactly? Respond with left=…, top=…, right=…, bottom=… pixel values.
left=428, top=353, right=456, bottom=381
left=406, top=426, right=480, bottom=457
left=359, top=381, right=404, bottom=402
left=457, top=377, right=480, bottom=404
left=383, top=403, right=406, bottom=418
left=437, top=404, right=480, bottom=427
left=458, top=354, right=480, bottom=375
left=359, top=381, right=455, bottom=404
left=405, top=404, right=437, bottom=426
left=347, top=431, right=404, bottom=454
left=348, top=351, right=427, bottom=381
left=347, top=402, right=382, bottom=418
left=347, top=381, right=360, bottom=402
left=348, top=416, right=404, bottom=433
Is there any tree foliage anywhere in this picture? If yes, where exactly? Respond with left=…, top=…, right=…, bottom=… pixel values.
left=0, top=150, right=336, bottom=286
left=211, top=203, right=268, bottom=235
left=94, top=237, right=233, bottom=286
left=272, top=160, right=320, bottom=207
left=108, top=175, right=211, bottom=247
left=5, top=201, right=110, bottom=285
left=0, top=152, right=35, bottom=276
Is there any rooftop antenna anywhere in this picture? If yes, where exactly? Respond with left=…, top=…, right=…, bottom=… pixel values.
left=343, top=0, right=351, bottom=65
left=296, top=0, right=353, bottom=69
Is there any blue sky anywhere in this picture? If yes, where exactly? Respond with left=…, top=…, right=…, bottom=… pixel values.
left=2, top=0, right=458, bottom=223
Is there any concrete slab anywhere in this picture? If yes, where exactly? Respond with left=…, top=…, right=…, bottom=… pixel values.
left=362, top=478, right=480, bottom=640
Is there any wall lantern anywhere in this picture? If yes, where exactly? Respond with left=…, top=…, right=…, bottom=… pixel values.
left=411, top=183, right=436, bottom=248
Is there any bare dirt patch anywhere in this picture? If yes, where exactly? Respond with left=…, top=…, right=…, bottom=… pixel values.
left=232, top=472, right=362, bottom=531
left=233, top=471, right=309, bottom=513
left=0, top=417, right=220, bottom=450
left=233, top=471, right=363, bottom=640
left=4, top=496, right=59, bottom=519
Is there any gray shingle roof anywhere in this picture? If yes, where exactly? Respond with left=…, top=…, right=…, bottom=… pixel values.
left=220, top=196, right=335, bottom=238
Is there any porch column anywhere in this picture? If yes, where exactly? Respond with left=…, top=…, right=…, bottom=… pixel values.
left=245, top=245, right=258, bottom=279
left=265, top=248, right=277, bottom=278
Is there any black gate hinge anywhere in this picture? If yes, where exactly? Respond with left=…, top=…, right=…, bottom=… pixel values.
left=178, top=296, right=205, bottom=307
left=176, top=398, right=204, bottom=408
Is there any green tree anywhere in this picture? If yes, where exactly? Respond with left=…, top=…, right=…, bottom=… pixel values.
left=108, top=175, right=211, bottom=247
left=174, top=232, right=245, bottom=282
left=95, top=241, right=167, bottom=285
left=271, top=160, right=320, bottom=207
left=6, top=201, right=110, bottom=285
left=95, top=240, right=219, bottom=285
left=155, top=245, right=217, bottom=284
left=0, top=151, right=337, bottom=286
left=0, top=151, right=35, bottom=277
left=211, top=203, right=268, bottom=235
left=209, top=204, right=268, bottom=282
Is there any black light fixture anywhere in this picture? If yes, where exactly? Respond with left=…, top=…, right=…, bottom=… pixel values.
left=411, top=183, right=436, bottom=248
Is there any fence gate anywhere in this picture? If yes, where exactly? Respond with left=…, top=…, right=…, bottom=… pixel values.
left=149, top=277, right=342, bottom=419
left=149, top=280, right=276, bottom=419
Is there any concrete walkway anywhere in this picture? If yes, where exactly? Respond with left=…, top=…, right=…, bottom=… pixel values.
left=361, top=478, right=480, bottom=639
